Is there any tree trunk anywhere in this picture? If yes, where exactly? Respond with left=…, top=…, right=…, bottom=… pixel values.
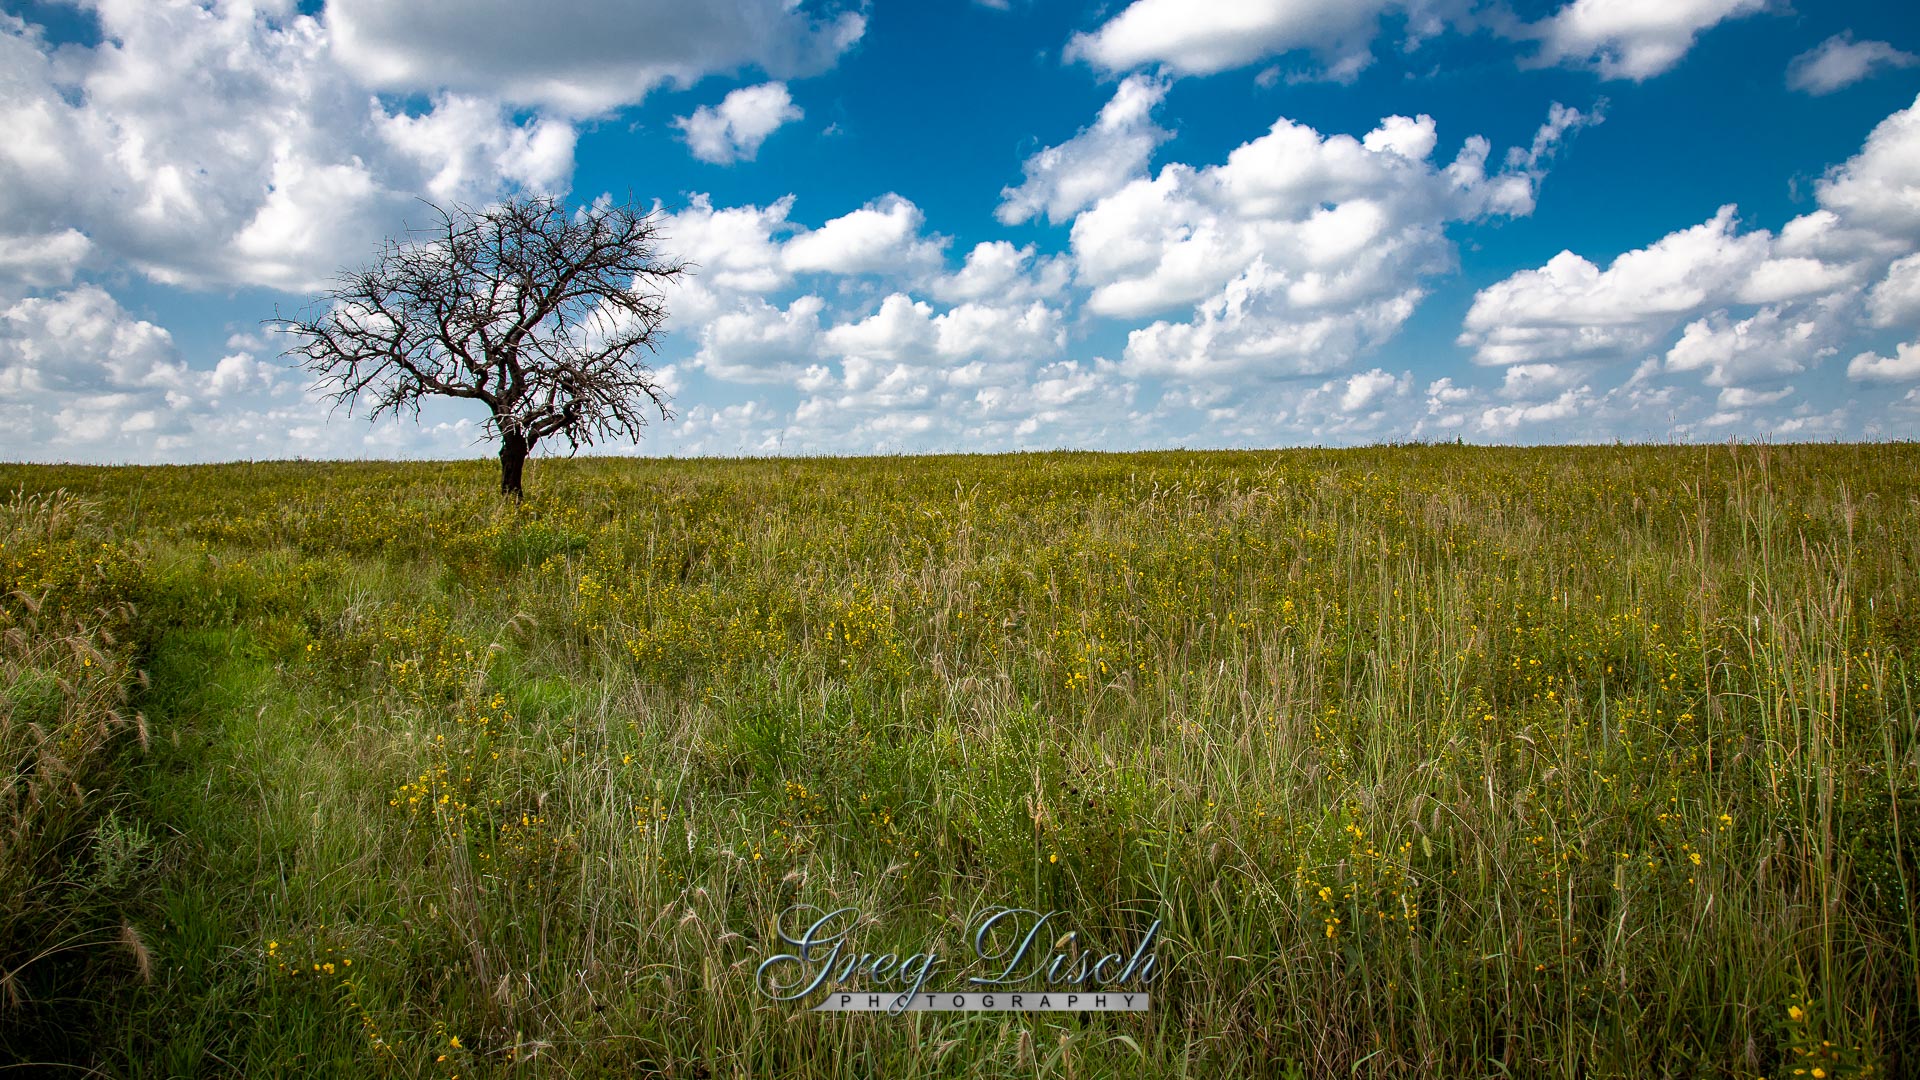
left=499, top=429, right=529, bottom=498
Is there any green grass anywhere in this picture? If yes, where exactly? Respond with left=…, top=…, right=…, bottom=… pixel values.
left=1, top=444, right=1916, bottom=1077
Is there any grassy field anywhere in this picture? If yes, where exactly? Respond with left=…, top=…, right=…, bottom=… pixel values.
left=1, top=443, right=1916, bottom=1078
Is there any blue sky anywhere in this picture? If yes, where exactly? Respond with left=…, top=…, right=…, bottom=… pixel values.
left=2, top=0, right=1918, bottom=461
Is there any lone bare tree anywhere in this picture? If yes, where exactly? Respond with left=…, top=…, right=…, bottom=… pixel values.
left=274, top=195, right=685, bottom=497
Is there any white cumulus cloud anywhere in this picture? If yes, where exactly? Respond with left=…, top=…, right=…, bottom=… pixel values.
left=0, top=228, right=91, bottom=295
left=1337, top=368, right=1410, bottom=413
left=998, top=74, right=1171, bottom=226
left=1499, top=362, right=1588, bottom=399
left=1523, top=0, right=1768, bottom=81
left=1664, top=303, right=1841, bottom=387
left=0, top=1, right=867, bottom=298
left=1813, top=97, right=1920, bottom=238
left=1477, top=385, right=1595, bottom=434
left=0, top=5, right=586, bottom=293
left=1848, top=341, right=1920, bottom=382
left=933, top=301, right=1066, bottom=362
left=326, top=0, right=863, bottom=116
left=1074, top=105, right=1588, bottom=380
left=378, top=93, right=577, bottom=201
left=658, top=194, right=797, bottom=299
left=1717, top=385, right=1793, bottom=409
left=932, top=241, right=1070, bottom=304
left=675, top=82, right=803, bottom=165
left=1867, top=253, right=1920, bottom=329
left=1461, top=92, right=1920, bottom=389
left=1065, top=0, right=1429, bottom=83
left=0, top=283, right=335, bottom=462
left=693, top=294, right=824, bottom=383
left=783, top=195, right=946, bottom=277
left=822, top=294, right=939, bottom=363
left=1788, top=33, right=1919, bottom=96
left=1459, top=206, right=1771, bottom=366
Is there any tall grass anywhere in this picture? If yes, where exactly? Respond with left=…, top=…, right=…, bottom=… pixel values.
left=0, top=490, right=152, bottom=1062
left=0, top=444, right=1915, bottom=1077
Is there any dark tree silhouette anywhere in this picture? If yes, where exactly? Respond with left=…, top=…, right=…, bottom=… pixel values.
left=274, top=195, right=685, bottom=497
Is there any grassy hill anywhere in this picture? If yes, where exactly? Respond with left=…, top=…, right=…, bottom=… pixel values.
left=2, top=444, right=1916, bottom=1077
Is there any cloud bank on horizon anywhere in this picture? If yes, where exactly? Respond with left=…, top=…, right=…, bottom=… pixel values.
left=1, top=0, right=1917, bottom=462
